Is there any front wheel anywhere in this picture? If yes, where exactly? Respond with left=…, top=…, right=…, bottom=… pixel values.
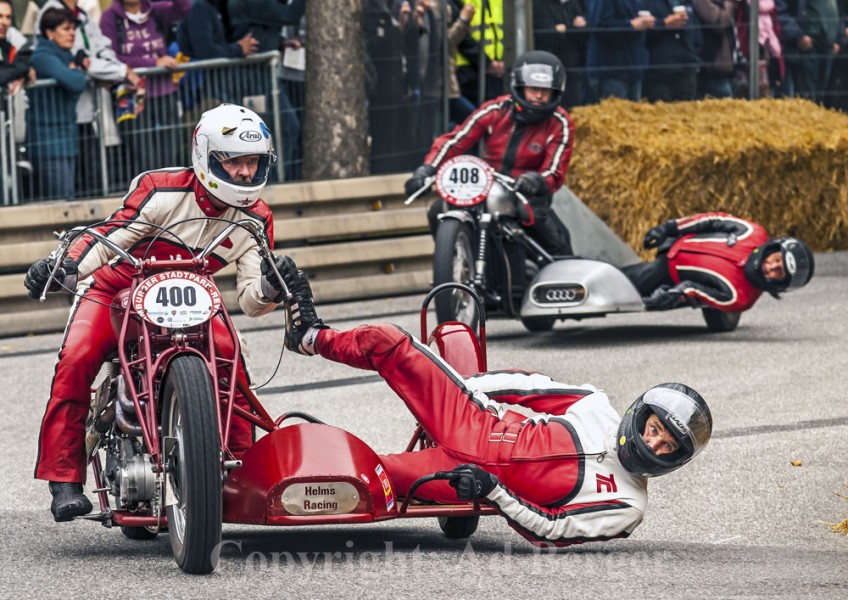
left=433, top=219, right=478, bottom=328
left=162, top=354, right=222, bottom=575
left=702, top=308, right=741, bottom=332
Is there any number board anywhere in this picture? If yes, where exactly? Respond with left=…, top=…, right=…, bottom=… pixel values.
left=132, top=271, right=222, bottom=329
left=435, top=155, right=493, bottom=207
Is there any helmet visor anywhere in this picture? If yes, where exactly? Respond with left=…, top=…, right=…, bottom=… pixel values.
left=780, top=239, right=812, bottom=290
left=515, top=63, right=558, bottom=91
left=642, top=387, right=712, bottom=454
left=209, top=151, right=275, bottom=187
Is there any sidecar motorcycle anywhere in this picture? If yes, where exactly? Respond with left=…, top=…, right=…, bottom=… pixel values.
left=43, top=215, right=495, bottom=577
left=406, top=155, right=741, bottom=333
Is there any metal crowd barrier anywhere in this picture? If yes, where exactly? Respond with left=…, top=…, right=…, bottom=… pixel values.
left=0, top=51, right=289, bottom=206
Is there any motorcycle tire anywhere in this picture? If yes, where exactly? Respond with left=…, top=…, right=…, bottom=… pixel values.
left=521, top=316, right=556, bottom=332
left=433, top=220, right=478, bottom=328
left=702, top=308, right=741, bottom=333
left=161, top=354, right=222, bottom=575
left=438, top=515, right=479, bottom=539
left=121, top=525, right=159, bottom=540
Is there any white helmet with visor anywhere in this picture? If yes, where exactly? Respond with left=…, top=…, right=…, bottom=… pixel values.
left=191, top=104, right=277, bottom=208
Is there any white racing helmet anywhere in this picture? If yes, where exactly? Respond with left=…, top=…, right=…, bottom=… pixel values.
left=191, top=104, right=277, bottom=208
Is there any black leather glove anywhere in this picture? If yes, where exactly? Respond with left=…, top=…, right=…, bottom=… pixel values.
left=404, top=164, right=436, bottom=197
left=642, top=219, right=679, bottom=250
left=514, top=171, right=547, bottom=197
left=260, top=254, right=294, bottom=303
left=24, top=258, right=78, bottom=300
left=448, top=464, right=499, bottom=501
left=643, top=282, right=693, bottom=311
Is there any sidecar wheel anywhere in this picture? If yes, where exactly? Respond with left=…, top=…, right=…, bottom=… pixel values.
left=702, top=308, right=741, bottom=332
left=121, top=525, right=160, bottom=540
left=438, top=516, right=479, bottom=539
left=433, top=220, right=478, bottom=328
left=521, top=316, right=556, bottom=332
left=162, top=355, right=222, bottom=575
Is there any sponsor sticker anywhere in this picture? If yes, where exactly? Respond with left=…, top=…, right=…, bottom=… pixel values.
left=375, top=464, right=395, bottom=510
left=239, top=130, right=262, bottom=142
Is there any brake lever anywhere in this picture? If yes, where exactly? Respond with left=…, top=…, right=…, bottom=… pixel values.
left=40, top=230, right=74, bottom=302
left=403, top=175, right=436, bottom=205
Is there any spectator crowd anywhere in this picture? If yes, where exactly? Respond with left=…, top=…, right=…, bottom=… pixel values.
left=1, top=0, right=848, bottom=204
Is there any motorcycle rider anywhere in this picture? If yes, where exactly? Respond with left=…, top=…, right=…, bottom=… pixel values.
left=622, top=212, right=815, bottom=312
left=405, top=50, right=575, bottom=256
left=276, top=257, right=713, bottom=547
left=24, top=104, right=294, bottom=522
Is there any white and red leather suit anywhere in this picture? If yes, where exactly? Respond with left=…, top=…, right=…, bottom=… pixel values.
left=316, top=323, right=648, bottom=547
left=35, top=169, right=278, bottom=483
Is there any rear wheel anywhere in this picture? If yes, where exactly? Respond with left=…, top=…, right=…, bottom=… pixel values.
left=121, top=525, right=160, bottom=540
left=162, top=355, right=222, bottom=575
left=702, top=308, right=741, bottom=332
left=433, top=220, right=478, bottom=328
left=521, top=316, right=556, bottom=332
left=438, top=515, right=479, bottom=539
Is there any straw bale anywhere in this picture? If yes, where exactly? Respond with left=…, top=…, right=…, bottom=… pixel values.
left=568, top=98, right=848, bottom=257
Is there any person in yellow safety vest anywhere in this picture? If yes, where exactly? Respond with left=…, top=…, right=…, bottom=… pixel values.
left=453, top=0, right=505, bottom=102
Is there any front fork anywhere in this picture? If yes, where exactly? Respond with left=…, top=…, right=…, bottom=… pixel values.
left=473, top=213, right=492, bottom=289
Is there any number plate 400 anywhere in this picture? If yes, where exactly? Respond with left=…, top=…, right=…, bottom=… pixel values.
left=132, top=271, right=222, bottom=328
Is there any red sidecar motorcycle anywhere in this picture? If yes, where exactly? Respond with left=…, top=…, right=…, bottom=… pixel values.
left=44, top=220, right=494, bottom=574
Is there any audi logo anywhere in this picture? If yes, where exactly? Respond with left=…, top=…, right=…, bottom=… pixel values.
left=532, top=284, right=586, bottom=305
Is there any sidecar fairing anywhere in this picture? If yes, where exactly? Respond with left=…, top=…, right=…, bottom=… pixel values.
left=520, top=258, right=645, bottom=321
left=222, top=422, right=399, bottom=525
left=221, top=305, right=495, bottom=528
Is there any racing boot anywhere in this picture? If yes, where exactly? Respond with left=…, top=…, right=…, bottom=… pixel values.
left=49, top=482, right=92, bottom=522
left=279, top=256, right=328, bottom=355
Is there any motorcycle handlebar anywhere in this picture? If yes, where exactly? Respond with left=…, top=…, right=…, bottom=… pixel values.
left=403, top=175, right=437, bottom=206
left=39, top=217, right=278, bottom=301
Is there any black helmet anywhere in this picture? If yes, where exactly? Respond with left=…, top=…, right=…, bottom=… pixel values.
left=617, top=383, right=713, bottom=478
left=510, top=50, right=566, bottom=124
left=743, top=237, right=815, bottom=294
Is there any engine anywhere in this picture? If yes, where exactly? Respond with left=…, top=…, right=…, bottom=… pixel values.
left=87, top=362, right=156, bottom=509
left=103, top=436, right=156, bottom=509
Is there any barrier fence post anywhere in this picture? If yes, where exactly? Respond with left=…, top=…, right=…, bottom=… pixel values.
left=96, top=89, right=110, bottom=197
left=8, top=93, right=19, bottom=205
left=270, top=54, right=285, bottom=182
left=0, top=103, right=8, bottom=206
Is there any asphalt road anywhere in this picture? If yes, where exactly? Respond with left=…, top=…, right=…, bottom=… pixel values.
left=0, top=252, right=846, bottom=599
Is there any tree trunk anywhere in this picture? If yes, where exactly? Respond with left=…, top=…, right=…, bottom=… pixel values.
left=303, top=0, right=369, bottom=179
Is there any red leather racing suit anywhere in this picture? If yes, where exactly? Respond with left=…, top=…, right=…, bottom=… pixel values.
left=34, top=169, right=278, bottom=483
left=423, top=95, right=575, bottom=255
left=667, top=213, right=769, bottom=312
left=316, top=323, right=648, bottom=547
left=424, top=95, right=573, bottom=193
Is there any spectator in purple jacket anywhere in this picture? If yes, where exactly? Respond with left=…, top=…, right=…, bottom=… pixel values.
left=100, top=0, right=191, bottom=180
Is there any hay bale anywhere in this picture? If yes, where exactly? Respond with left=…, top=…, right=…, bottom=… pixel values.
left=568, top=98, right=848, bottom=256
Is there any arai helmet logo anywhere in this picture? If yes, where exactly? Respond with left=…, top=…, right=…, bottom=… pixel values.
left=239, top=130, right=262, bottom=142
left=666, top=413, right=689, bottom=436
left=529, top=72, right=553, bottom=85
left=785, top=252, right=797, bottom=275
